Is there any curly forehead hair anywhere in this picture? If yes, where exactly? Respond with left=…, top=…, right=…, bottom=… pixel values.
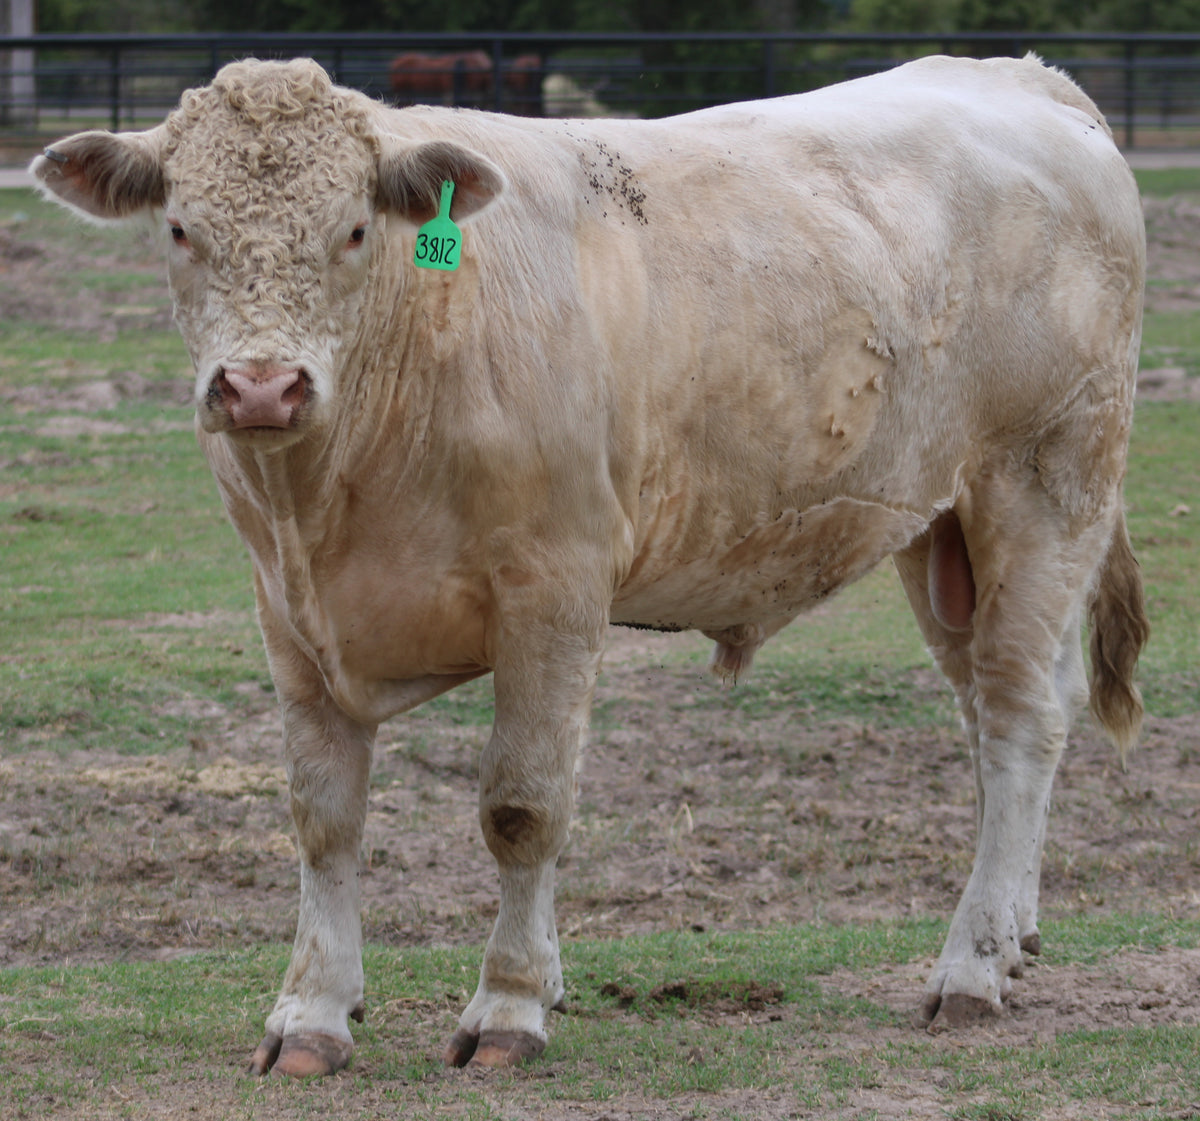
left=158, top=58, right=384, bottom=341
left=161, top=58, right=379, bottom=203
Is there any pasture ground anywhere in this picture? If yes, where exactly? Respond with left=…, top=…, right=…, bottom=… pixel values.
left=2, top=168, right=1199, bottom=1119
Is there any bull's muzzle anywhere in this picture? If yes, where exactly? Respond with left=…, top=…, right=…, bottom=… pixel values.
left=209, top=362, right=311, bottom=430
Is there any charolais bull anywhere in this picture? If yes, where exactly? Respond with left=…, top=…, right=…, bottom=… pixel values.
left=32, top=53, right=1148, bottom=1076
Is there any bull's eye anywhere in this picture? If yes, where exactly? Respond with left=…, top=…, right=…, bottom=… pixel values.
left=348, top=225, right=367, bottom=248
left=169, top=224, right=189, bottom=246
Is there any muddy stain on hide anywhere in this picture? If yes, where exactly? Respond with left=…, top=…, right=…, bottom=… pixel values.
left=579, top=138, right=648, bottom=226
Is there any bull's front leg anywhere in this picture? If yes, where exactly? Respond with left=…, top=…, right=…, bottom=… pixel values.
left=248, top=683, right=376, bottom=1077
left=445, top=615, right=604, bottom=1068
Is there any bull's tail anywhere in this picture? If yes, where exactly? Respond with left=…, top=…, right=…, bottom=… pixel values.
left=1088, top=508, right=1150, bottom=766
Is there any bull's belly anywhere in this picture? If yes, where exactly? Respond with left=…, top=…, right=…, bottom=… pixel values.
left=610, top=495, right=929, bottom=632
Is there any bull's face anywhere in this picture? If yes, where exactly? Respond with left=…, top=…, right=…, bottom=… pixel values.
left=31, top=58, right=503, bottom=452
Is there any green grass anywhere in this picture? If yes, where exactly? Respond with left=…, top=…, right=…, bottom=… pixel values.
left=0, top=322, right=187, bottom=387
left=1, top=919, right=1197, bottom=1119
left=1141, top=308, right=1200, bottom=378
left=0, top=184, right=157, bottom=252
left=1, top=300, right=1198, bottom=749
left=1133, top=167, right=1200, bottom=197
left=1128, top=169, right=1200, bottom=713
left=677, top=569, right=959, bottom=727
left=0, top=391, right=268, bottom=752
left=1123, top=402, right=1200, bottom=717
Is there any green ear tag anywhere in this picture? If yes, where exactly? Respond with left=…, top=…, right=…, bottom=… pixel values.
left=413, top=180, right=462, bottom=271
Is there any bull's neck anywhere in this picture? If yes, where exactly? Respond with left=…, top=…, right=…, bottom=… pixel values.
left=220, top=242, right=457, bottom=589
left=250, top=447, right=334, bottom=662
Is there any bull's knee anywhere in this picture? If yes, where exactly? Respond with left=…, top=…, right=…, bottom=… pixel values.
left=490, top=804, right=541, bottom=847
left=481, top=793, right=571, bottom=866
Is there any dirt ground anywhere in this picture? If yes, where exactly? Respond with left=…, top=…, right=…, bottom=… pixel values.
left=2, top=176, right=1200, bottom=1117
left=1, top=639, right=1199, bottom=1119
left=1, top=637, right=1198, bottom=972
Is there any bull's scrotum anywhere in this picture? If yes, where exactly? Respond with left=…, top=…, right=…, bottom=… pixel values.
left=30, top=55, right=1147, bottom=1077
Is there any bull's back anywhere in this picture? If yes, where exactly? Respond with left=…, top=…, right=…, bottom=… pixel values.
left=581, top=57, right=1144, bottom=629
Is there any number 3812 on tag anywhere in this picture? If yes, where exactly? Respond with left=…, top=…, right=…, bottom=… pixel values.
left=415, top=232, right=459, bottom=269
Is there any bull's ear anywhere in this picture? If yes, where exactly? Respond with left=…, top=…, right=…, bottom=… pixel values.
left=376, top=139, right=505, bottom=225
left=29, top=128, right=165, bottom=221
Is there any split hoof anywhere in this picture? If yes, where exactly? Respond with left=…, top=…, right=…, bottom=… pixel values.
left=915, top=991, right=1000, bottom=1032
left=443, top=1027, right=479, bottom=1067
left=443, top=1027, right=545, bottom=1068
left=248, top=1031, right=353, bottom=1077
left=248, top=1032, right=282, bottom=1076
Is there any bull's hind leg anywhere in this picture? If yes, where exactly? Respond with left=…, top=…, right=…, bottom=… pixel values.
left=898, top=479, right=1106, bottom=1029
left=894, top=511, right=980, bottom=791
left=445, top=601, right=605, bottom=1068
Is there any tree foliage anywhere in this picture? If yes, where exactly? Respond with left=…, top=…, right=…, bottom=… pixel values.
left=33, top=0, right=1200, bottom=37
left=36, top=0, right=193, bottom=33
left=843, top=0, right=1200, bottom=33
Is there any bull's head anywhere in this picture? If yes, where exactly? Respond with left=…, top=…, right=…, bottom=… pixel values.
left=30, top=58, right=505, bottom=451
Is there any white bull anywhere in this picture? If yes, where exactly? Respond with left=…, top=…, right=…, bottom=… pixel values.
left=32, top=53, right=1148, bottom=1076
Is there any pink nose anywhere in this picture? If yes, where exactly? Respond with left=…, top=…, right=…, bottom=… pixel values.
left=213, top=363, right=308, bottom=429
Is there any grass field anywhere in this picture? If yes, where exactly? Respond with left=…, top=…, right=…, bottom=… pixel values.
left=2, top=918, right=1199, bottom=1120
left=1, top=169, right=1199, bottom=1120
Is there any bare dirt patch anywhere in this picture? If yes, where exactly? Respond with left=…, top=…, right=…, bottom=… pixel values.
left=827, top=946, right=1200, bottom=1042
left=0, top=209, right=173, bottom=338
left=1144, top=194, right=1200, bottom=315
left=1, top=626, right=1198, bottom=971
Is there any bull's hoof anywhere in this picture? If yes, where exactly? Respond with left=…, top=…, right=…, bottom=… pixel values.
left=248, top=1031, right=282, bottom=1075
left=443, top=1027, right=545, bottom=1068
left=1020, top=931, right=1042, bottom=957
left=443, top=1027, right=479, bottom=1067
left=471, top=1030, right=545, bottom=1068
left=248, top=1031, right=353, bottom=1077
left=915, top=991, right=999, bottom=1032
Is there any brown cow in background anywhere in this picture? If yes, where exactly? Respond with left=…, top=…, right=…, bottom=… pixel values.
left=389, top=51, right=543, bottom=115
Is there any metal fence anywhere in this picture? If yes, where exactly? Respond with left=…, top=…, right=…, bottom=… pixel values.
left=3, top=30, right=1200, bottom=148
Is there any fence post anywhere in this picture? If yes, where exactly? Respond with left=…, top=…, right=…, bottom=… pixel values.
left=492, top=38, right=504, bottom=112
left=452, top=57, right=465, bottom=106
left=109, top=46, right=121, bottom=131
left=763, top=38, right=776, bottom=98
left=4, top=0, right=35, bottom=126
left=1124, top=39, right=1136, bottom=149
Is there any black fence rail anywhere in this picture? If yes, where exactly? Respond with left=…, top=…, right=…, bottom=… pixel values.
left=3, top=31, right=1200, bottom=148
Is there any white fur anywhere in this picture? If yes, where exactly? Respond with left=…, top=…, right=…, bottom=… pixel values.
left=31, top=53, right=1146, bottom=1063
